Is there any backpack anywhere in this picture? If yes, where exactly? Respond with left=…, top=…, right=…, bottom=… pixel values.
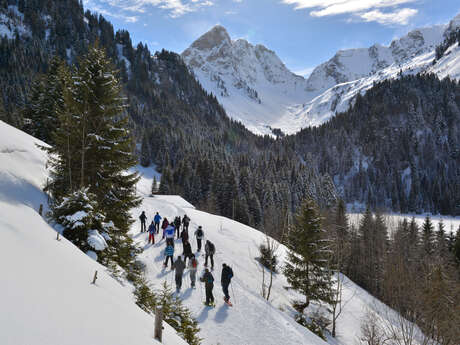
left=192, top=258, right=197, bottom=268
left=196, top=229, right=203, bottom=237
left=208, top=242, right=215, bottom=254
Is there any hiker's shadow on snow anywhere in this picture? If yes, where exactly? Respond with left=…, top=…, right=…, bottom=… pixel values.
left=196, top=306, right=210, bottom=323
left=154, top=254, right=165, bottom=262
left=156, top=269, right=171, bottom=279
left=180, top=287, right=193, bottom=300
left=214, top=305, right=229, bottom=323
left=132, top=232, right=144, bottom=239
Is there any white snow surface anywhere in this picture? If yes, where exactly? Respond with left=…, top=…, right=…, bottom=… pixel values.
left=182, top=18, right=460, bottom=135
left=0, top=120, right=187, bottom=345
left=132, top=168, right=429, bottom=345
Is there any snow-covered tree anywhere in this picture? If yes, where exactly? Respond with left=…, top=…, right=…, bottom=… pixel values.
left=53, top=188, right=108, bottom=261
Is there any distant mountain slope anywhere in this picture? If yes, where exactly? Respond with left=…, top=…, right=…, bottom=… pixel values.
left=0, top=120, right=187, bottom=345
left=182, top=25, right=310, bottom=135
left=182, top=18, right=460, bottom=134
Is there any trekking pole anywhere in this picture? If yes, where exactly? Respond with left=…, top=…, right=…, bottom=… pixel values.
left=230, top=282, right=236, bottom=305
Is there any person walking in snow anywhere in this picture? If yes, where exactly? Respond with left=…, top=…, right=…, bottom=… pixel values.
left=205, top=240, right=215, bottom=270
left=200, top=268, right=215, bottom=306
left=180, top=228, right=189, bottom=245
left=154, top=212, right=162, bottom=234
left=148, top=221, right=155, bottom=244
left=194, top=225, right=204, bottom=252
left=164, top=244, right=174, bottom=269
left=173, top=256, right=186, bottom=290
left=165, top=224, right=175, bottom=246
left=188, top=254, right=198, bottom=288
left=161, top=218, right=169, bottom=239
left=174, top=216, right=181, bottom=239
left=182, top=239, right=193, bottom=265
left=221, top=263, right=234, bottom=304
left=139, top=211, right=147, bottom=233
left=182, top=214, right=190, bottom=232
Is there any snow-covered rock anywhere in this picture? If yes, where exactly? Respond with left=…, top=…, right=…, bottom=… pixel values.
left=182, top=16, right=460, bottom=135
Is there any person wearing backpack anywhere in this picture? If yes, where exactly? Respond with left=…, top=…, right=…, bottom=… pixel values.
left=182, top=239, right=193, bottom=265
left=200, top=268, right=214, bottom=306
left=182, top=214, right=190, bottom=231
left=154, top=212, right=162, bottom=234
left=205, top=240, right=215, bottom=270
left=221, top=263, right=234, bottom=304
left=165, top=224, right=175, bottom=246
left=174, top=216, right=181, bottom=239
left=194, top=226, right=204, bottom=251
left=139, top=211, right=147, bottom=233
left=148, top=221, right=155, bottom=244
left=188, top=254, right=198, bottom=288
left=164, top=244, right=174, bottom=269
left=173, top=256, right=186, bottom=291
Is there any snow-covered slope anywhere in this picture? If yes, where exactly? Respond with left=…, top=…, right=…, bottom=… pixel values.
left=131, top=171, right=429, bottom=345
left=182, top=16, right=460, bottom=134
left=0, top=120, right=187, bottom=345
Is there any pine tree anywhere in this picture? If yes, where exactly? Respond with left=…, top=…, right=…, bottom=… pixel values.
left=23, top=57, right=67, bottom=144
left=151, top=175, right=157, bottom=195
left=140, top=133, right=151, bottom=167
left=52, top=188, right=108, bottom=260
left=284, top=199, right=333, bottom=312
left=421, top=215, right=435, bottom=257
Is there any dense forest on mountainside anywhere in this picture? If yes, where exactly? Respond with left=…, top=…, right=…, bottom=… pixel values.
left=1, top=0, right=459, bottom=224
left=0, top=0, right=336, bottom=238
left=289, top=74, right=460, bottom=216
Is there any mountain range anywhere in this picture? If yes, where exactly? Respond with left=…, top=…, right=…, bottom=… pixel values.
left=182, top=15, right=460, bottom=135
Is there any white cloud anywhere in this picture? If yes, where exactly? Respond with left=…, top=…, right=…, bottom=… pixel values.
left=94, top=0, right=215, bottom=18
left=281, top=0, right=418, bottom=25
left=359, top=8, right=417, bottom=25
left=294, top=66, right=315, bottom=78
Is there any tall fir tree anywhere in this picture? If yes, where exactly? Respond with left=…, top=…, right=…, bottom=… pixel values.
left=284, top=199, right=333, bottom=312
left=23, top=57, right=67, bottom=144
left=421, top=215, right=435, bottom=257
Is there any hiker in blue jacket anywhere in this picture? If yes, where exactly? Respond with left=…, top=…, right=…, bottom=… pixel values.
left=164, top=244, right=174, bottom=268
left=154, top=212, right=162, bottom=234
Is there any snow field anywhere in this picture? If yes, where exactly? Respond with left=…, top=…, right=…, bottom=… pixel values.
left=0, top=121, right=187, bottom=345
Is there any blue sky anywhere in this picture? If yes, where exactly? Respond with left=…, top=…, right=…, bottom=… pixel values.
left=82, top=0, right=460, bottom=77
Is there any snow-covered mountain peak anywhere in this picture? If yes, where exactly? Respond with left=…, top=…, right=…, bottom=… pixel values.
left=189, top=24, right=231, bottom=51
left=444, top=12, right=460, bottom=38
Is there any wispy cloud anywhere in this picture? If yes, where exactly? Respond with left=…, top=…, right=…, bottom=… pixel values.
left=91, top=0, right=215, bottom=18
left=281, top=0, right=419, bottom=25
left=294, top=66, right=314, bottom=78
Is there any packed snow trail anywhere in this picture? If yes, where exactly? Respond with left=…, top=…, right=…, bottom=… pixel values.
left=0, top=121, right=187, bottom=345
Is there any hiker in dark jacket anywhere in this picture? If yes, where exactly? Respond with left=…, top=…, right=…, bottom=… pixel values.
left=161, top=218, right=169, bottom=239
left=174, top=216, right=181, bottom=239
left=204, top=240, right=215, bottom=270
left=180, top=228, right=189, bottom=243
left=182, top=240, right=193, bottom=265
left=154, top=212, right=162, bottom=233
left=221, top=263, right=234, bottom=303
left=164, top=244, right=174, bottom=268
left=139, top=211, right=147, bottom=233
left=200, top=268, right=214, bottom=306
left=194, top=226, right=204, bottom=251
left=173, top=256, right=186, bottom=290
left=182, top=214, right=190, bottom=231
left=148, top=221, right=155, bottom=244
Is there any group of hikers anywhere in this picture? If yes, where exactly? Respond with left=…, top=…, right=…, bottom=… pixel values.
left=139, top=211, right=234, bottom=306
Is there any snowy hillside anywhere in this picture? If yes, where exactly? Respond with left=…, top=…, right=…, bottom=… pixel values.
left=131, top=170, right=428, bottom=345
left=0, top=120, right=187, bottom=345
left=182, top=16, right=460, bottom=134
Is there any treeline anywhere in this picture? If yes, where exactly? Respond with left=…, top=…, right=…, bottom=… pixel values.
left=435, top=26, right=460, bottom=60
left=289, top=74, right=460, bottom=216
left=281, top=197, right=460, bottom=343
left=331, top=207, right=460, bottom=344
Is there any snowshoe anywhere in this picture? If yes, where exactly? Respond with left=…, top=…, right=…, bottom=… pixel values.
left=223, top=298, right=233, bottom=307
left=203, top=302, right=215, bottom=307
